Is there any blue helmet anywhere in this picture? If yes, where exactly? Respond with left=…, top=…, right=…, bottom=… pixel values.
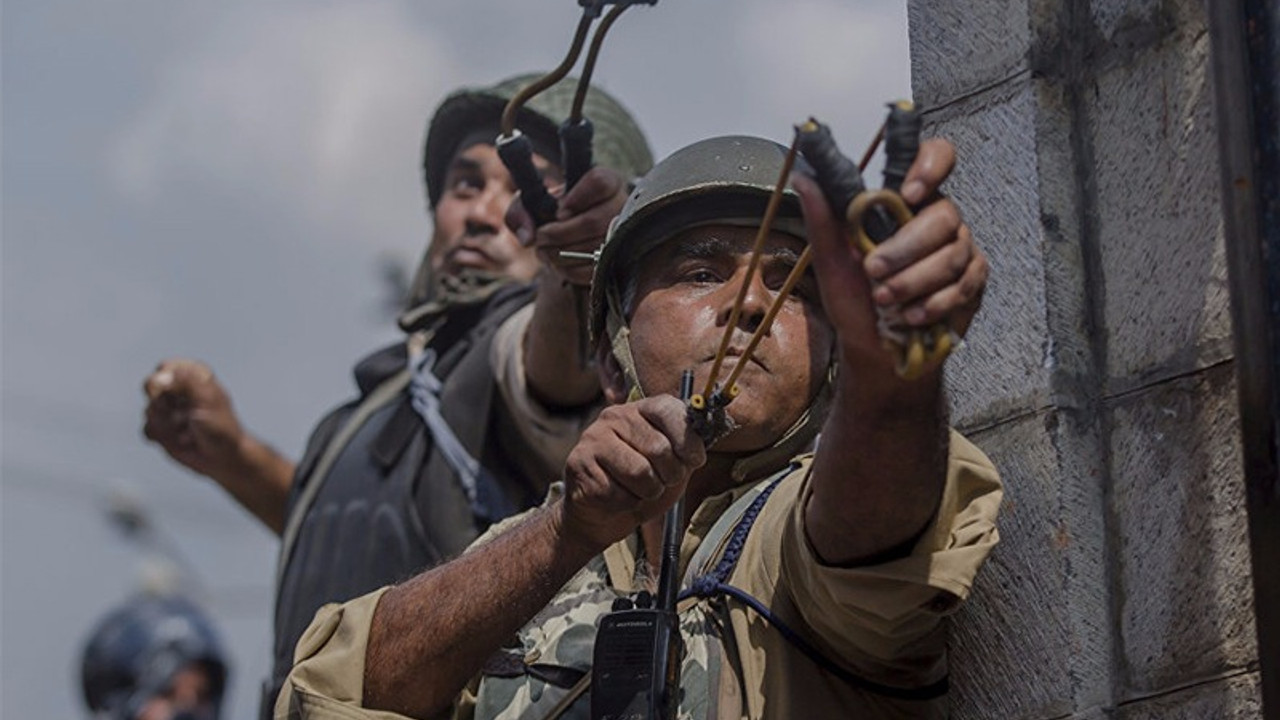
left=80, top=595, right=229, bottom=720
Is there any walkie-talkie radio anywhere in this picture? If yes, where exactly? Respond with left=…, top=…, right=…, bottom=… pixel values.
left=590, top=588, right=682, bottom=720
left=589, top=371, right=694, bottom=720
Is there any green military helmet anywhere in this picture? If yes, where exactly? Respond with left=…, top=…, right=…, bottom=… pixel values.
left=422, top=73, right=653, bottom=208
left=590, top=134, right=812, bottom=345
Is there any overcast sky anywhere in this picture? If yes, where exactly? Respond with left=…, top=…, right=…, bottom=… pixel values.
left=1, top=2, right=911, bottom=716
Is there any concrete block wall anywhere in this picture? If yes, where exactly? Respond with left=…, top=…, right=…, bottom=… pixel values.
left=906, top=0, right=1261, bottom=717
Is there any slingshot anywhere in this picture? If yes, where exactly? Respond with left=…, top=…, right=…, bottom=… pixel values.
left=495, top=1, right=657, bottom=368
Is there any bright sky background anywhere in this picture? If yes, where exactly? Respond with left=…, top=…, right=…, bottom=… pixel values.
left=1, top=2, right=910, bottom=716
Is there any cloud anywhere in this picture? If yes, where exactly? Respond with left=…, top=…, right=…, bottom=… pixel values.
left=108, top=1, right=457, bottom=248
left=734, top=0, right=912, bottom=142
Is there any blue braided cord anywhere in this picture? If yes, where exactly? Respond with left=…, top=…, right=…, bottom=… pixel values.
left=677, top=466, right=949, bottom=702
left=703, top=473, right=787, bottom=584
left=408, top=347, right=515, bottom=523
left=681, top=579, right=948, bottom=701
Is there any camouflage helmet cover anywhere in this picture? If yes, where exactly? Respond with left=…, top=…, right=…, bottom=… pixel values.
left=422, top=73, right=653, bottom=208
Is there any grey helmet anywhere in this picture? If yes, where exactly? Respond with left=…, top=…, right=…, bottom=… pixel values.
left=590, top=135, right=811, bottom=344
left=81, top=594, right=228, bottom=720
left=589, top=135, right=833, bottom=483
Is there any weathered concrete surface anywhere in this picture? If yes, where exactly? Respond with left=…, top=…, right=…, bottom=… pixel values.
left=908, top=0, right=1031, bottom=107
left=908, top=0, right=1260, bottom=716
left=1087, top=0, right=1207, bottom=47
left=1116, top=672, right=1262, bottom=720
left=948, top=409, right=1111, bottom=719
left=1109, top=364, right=1256, bottom=697
left=923, top=80, right=1057, bottom=428
left=1087, top=33, right=1233, bottom=395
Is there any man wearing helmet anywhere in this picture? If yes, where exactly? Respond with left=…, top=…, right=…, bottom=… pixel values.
left=81, top=594, right=229, bottom=720
left=140, top=75, right=652, bottom=718
left=274, top=133, right=1001, bottom=719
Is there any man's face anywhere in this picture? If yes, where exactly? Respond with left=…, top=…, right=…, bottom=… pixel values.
left=623, top=224, right=833, bottom=453
left=427, top=142, right=559, bottom=283
left=135, top=662, right=216, bottom=720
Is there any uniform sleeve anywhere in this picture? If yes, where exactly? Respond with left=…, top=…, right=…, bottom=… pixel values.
left=489, top=304, right=596, bottom=479
left=274, top=588, right=416, bottom=720
left=275, top=492, right=567, bottom=719
left=465, top=484, right=564, bottom=552
left=771, top=430, right=1003, bottom=681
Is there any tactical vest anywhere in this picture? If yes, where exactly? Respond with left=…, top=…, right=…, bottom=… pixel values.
left=262, top=283, right=541, bottom=719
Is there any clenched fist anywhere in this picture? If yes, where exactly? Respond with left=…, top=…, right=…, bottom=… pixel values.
left=560, top=395, right=706, bottom=550
left=141, top=358, right=294, bottom=533
left=143, top=359, right=247, bottom=479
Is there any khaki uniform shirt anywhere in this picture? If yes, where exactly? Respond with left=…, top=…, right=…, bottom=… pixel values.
left=275, top=432, right=1001, bottom=719
left=490, top=303, right=596, bottom=484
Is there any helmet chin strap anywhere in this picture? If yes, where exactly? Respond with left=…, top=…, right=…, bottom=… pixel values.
left=605, top=302, right=835, bottom=484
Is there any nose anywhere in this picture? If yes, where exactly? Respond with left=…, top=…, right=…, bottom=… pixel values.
left=717, top=265, right=771, bottom=335
left=464, top=182, right=514, bottom=236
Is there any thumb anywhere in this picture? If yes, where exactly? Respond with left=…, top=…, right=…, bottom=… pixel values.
left=792, top=173, right=876, bottom=337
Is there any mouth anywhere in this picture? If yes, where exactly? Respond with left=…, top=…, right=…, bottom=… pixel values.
left=704, top=347, right=770, bottom=376
left=444, top=244, right=495, bottom=271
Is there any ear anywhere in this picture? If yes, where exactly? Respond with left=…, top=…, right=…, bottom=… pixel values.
left=595, top=338, right=629, bottom=405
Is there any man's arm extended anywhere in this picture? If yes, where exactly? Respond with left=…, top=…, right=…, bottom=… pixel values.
left=363, top=396, right=704, bottom=718
left=795, top=140, right=989, bottom=566
left=364, top=501, right=599, bottom=717
left=143, top=359, right=295, bottom=534
left=517, top=168, right=629, bottom=409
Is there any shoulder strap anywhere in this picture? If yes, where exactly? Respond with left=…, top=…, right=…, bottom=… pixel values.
left=682, top=471, right=790, bottom=586
left=539, top=671, right=593, bottom=720
left=274, top=368, right=412, bottom=590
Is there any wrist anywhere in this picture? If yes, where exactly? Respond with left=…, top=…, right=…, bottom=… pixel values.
left=215, top=431, right=278, bottom=487
left=537, top=262, right=591, bottom=292
left=548, top=499, right=614, bottom=562
left=837, top=350, right=944, bottom=419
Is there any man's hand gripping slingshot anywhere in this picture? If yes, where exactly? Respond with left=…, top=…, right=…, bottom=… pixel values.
left=495, top=0, right=658, bottom=368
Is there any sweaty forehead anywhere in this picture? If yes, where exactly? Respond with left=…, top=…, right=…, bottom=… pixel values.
left=625, top=225, right=808, bottom=307
left=656, top=224, right=805, bottom=264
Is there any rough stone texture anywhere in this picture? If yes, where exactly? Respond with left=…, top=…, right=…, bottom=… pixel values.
left=907, top=0, right=1031, bottom=107
left=909, top=0, right=1257, bottom=717
left=1088, top=0, right=1208, bottom=48
left=921, top=80, right=1056, bottom=428
left=948, top=409, right=1109, bottom=719
left=1071, top=710, right=1115, bottom=720
left=1088, top=0, right=1160, bottom=41
left=1116, top=672, right=1263, bottom=720
left=1087, top=32, right=1234, bottom=394
left=1029, top=78, right=1099, bottom=412
left=1109, top=364, right=1256, bottom=697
